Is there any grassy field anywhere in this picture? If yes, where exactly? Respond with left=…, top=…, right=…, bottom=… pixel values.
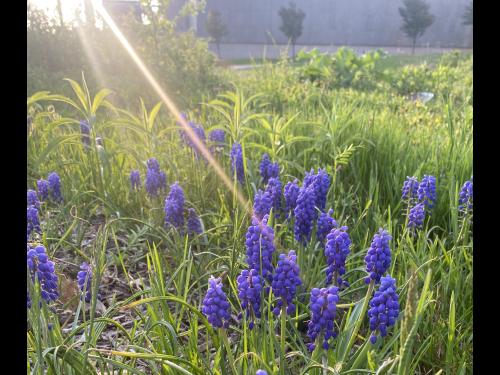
left=27, top=51, right=472, bottom=374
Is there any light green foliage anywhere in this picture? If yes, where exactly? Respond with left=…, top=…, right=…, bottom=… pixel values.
left=27, top=52, right=472, bottom=374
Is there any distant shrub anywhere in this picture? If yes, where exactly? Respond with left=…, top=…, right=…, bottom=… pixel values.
left=296, top=48, right=385, bottom=91
left=391, top=64, right=433, bottom=96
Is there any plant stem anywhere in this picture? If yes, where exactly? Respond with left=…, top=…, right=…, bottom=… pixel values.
left=280, top=307, right=286, bottom=375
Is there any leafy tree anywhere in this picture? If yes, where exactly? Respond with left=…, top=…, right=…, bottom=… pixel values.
left=463, top=2, right=473, bottom=26
left=206, top=10, right=227, bottom=58
left=398, top=0, right=435, bottom=54
left=278, top=2, right=306, bottom=59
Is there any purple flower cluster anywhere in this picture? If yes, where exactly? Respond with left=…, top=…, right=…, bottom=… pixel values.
left=417, top=175, right=437, bottom=209
left=294, top=185, right=316, bottom=245
left=178, top=114, right=206, bottom=158
left=145, top=158, right=166, bottom=198
left=325, top=226, right=351, bottom=286
left=37, top=179, right=49, bottom=201
left=27, top=190, right=40, bottom=209
left=408, top=203, right=425, bottom=231
left=256, top=370, right=268, bottom=375
left=202, top=276, right=231, bottom=328
left=230, top=143, right=245, bottom=184
left=27, top=245, right=58, bottom=303
left=245, top=215, right=275, bottom=284
left=48, top=172, right=63, bottom=203
left=130, top=170, right=141, bottom=190
left=27, top=206, right=41, bottom=239
left=364, top=229, right=392, bottom=284
left=316, top=209, right=337, bottom=243
left=209, top=129, right=225, bottom=153
left=284, top=179, right=300, bottom=219
left=458, top=177, right=473, bottom=213
left=209, top=129, right=225, bottom=143
left=236, top=269, right=263, bottom=329
left=164, top=182, right=185, bottom=230
left=77, top=262, right=95, bottom=303
left=307, top=286, right=339, bottom=351
left=304, top=168, right=330, bottom=212
left=253, top=190, right=272, bottom=220
left=80, top=120, right=91, bottom=147
left=401, top=176, right=419, bottom=203
left=368, top=275, right=399, bottom=344
left=265, top=177, right=282, bottom=218
left=187, top=208, right=203, bottom=235
left=271, top=250, right=302, bottom=315
left=259, top=153, right=279, bottom=184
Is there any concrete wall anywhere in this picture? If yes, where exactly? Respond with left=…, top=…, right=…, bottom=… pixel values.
left=192, top=0, right=472, bottom=48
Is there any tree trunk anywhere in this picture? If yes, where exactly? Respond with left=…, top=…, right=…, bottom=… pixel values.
left=412, top=37, right=416, bottom=55
left=216, top=42, right=221, bottom=59
left=292, top=42, right=295, bottom=60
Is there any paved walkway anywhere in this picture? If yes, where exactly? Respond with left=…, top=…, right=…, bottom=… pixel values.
left=210, top=43, right=471, bottom=60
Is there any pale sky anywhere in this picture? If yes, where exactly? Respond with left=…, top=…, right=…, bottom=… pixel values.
left=28, top=0, right=102, bottom=23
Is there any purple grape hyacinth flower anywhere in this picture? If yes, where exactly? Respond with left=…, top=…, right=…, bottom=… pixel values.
left=237, top=268, right=263, bottom=329
left=417, top=175, right=437, bottom=209
left=27, top=206, right=41, bottom=239
left=245, top=214, right=275, bottom=284
left=271, top=250, right=302, bottom=316
left=48, top=172, right=63, bottom=203
left=28, top=189, right=40, bottom=209
left=27, top=245, right=58, bottom=303
left=253, top=189, right=272, bottom=220
left=265, top=177, right=282, bottom=218
left=209, top=128, right=225, bottom=143
left=164, top=182, right=185, bottom=230
left=304, top=168, right=330, bottom=212
left=130, top=170, right=141, bottom=190
left=37, top=179, right=49, bottom=201
left=317, top=209, right=337, bottom=243
left=80, top=120, right=91, bottom=147
left=256, top=370, right=268, bottom=375
left=307, top=286, right=340, bottom=351
left=202, top=276, right=231, bottom=329
left=209, top=128, right=225, bottom=153
left=284, top=179, right=300, bottom=219
left=401, top=176, right=419, bottom=203
left=178, top=114, right=206, bottom=158
left=408, top=203, right=425, bottom=231
left=259, top=153, right=279, bottom=184
left=77, top=262, right=97, bottom=303
left=294, top=185, right=316, bottom=245
left=325, top=226, right=351, bottom=287
left=230, top=143, right=245, bottom=184
left=364, top=229, right=392, bottom=284
left=368, top=275, right=399, bottom=344
left=458, top=177, right=473, bottom=213
left=187, top=208, right=203, bottom=235
left=145, top=158, right=166, bottom=198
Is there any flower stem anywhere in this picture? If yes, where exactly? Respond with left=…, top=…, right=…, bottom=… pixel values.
left=280, top=307, right=286, bottom=375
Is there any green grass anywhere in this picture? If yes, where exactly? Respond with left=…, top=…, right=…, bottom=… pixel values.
left=27, top=52, right=472, bottom=374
